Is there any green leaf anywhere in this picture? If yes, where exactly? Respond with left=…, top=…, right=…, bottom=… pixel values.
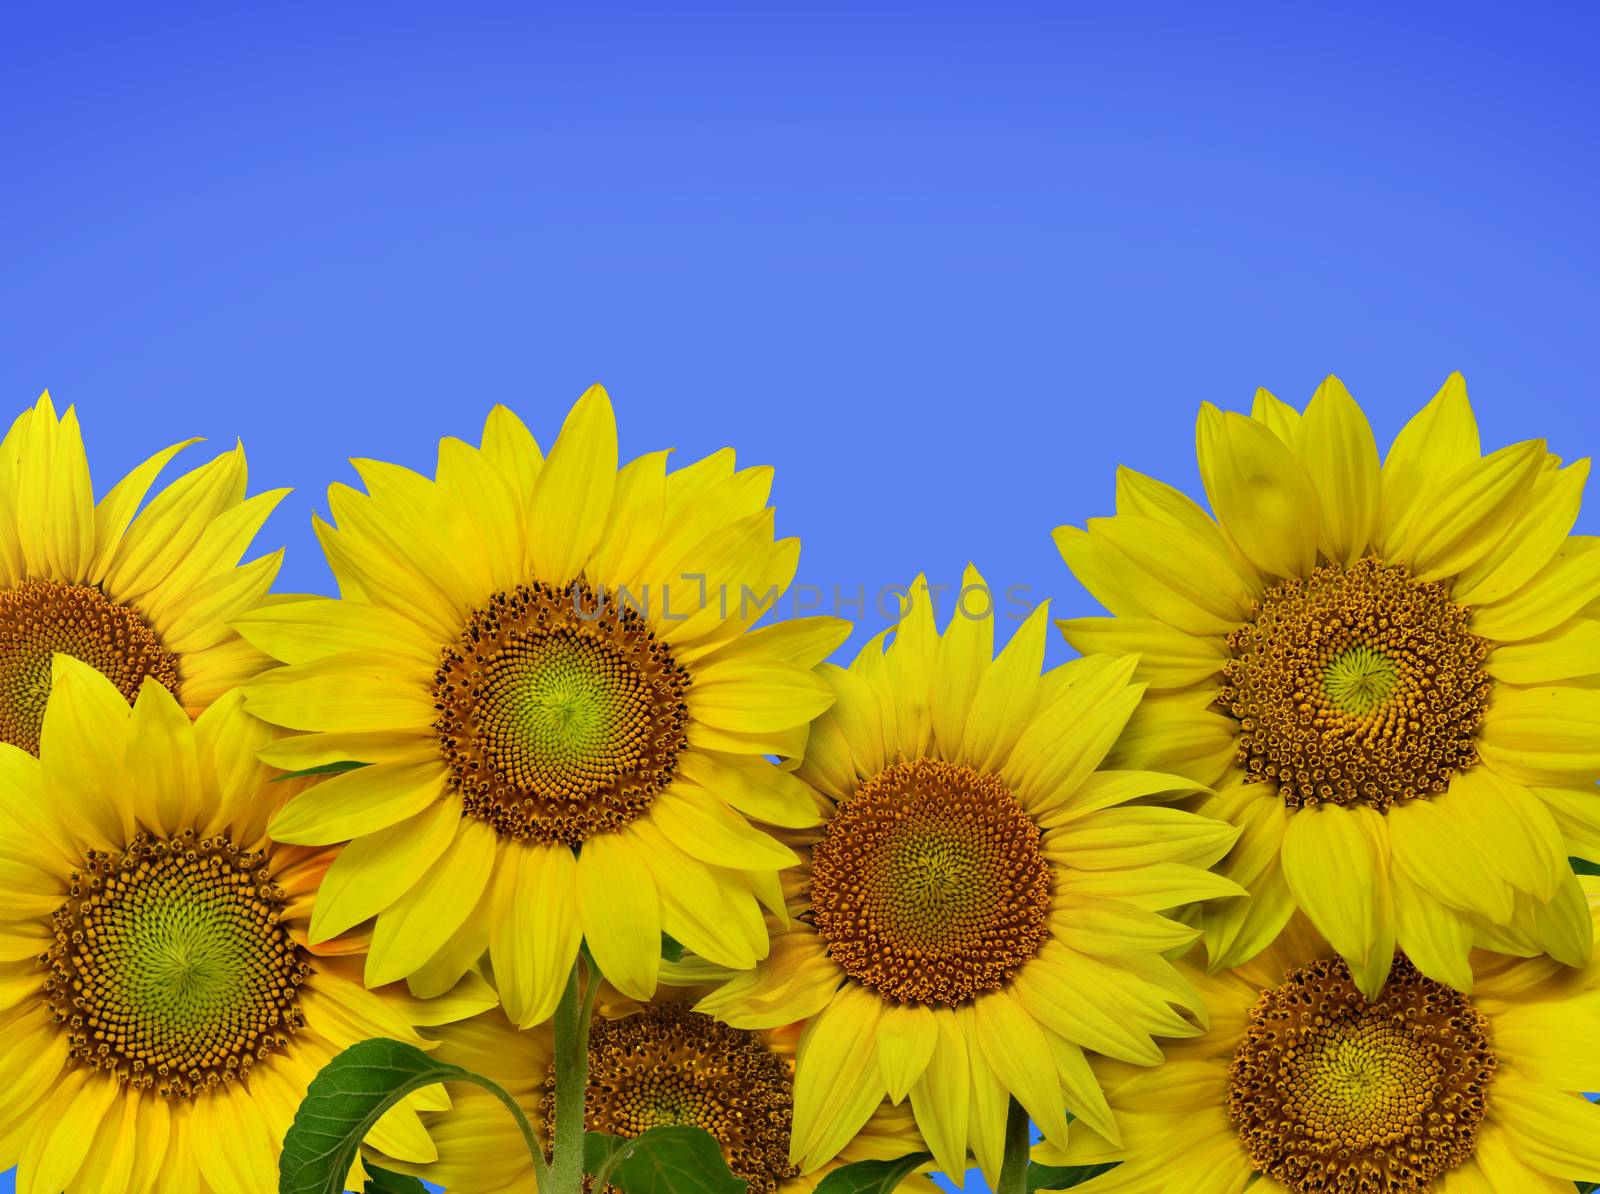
left=660, top=932, right=687, bottom=963
left=813, top=1151, right=932, bottom=1193
left=280, top=1038, right=543, bottom=1194
left=1571, top=857, right=1600, bottom=877
left=269, top=760, right=369, bottom=783
left=362, top=1164, right=429, bottom=1193
left=1027, top=1161, right=1119, bottom=1191
left=582, top=1126, right=744, bottom=1193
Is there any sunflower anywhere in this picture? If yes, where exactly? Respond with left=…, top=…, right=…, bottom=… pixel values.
left=1057, top=375, right=1600, bottom=997
left=684, top=568, right=1244, bottom=1185
left=238, top=385, right=843, bottom=1017
left=0, top=392, right=287, bottom=753
left=373, top=990, right=937, bottom=1193
left=1036, top=895, right=1600, bottom=1193
left=0, top=654, right=492, bottom=1194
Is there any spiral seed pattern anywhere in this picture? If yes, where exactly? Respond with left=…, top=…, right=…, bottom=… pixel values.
left=42, top=830, right=310, bottom=1099
left=540, top=1003, right=799, bottom=1193
left=1227, top=956, right=1495, bottom=1193
left=0, top=578, right=182, bottom=754
left=434, top=582, right=690, bottom=844
left=1217, top=558, right=1491, bottom=810
left=809, top=758, right=1052, bottom=1007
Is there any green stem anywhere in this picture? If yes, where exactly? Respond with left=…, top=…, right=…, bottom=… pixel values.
left=995, top=1098, right=1032, bottom=1194
left=548, top=955, right=596, bottom=1193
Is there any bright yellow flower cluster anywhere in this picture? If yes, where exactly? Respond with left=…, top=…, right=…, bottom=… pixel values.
left=0, top=376, right=1595, bottom=1194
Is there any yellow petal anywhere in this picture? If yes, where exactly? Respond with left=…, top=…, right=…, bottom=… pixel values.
left=649, top=783, right=797, bottom=869
left=1045, top=806, right=1238, bottom=871
left=490, top=841, right=583, bottom=1028
left=16, top=401, right=96, bottom=585
left=1480, top=685, right=1600, bottom=783
left=1279, top=804, right=1395, bottom=997
left=1385, top=796, right=1514, bottom=923
left=1250, top=386, right=1301, bottom=441
left=907, top=1011, right=970, bottom=1180
left=791, top=985, right=885, bottom=1170
left=308, top=798, right=462, bottom=943
left=232, top=596, right=439, bottom=667
left=125, top=676, right=202, bottom=839
left=39, top=654, right=133, bottom=850
left=1390, top=865, right=1474, bottom=991
left=1490, top=1078, right=1600, bottom=1180
left=632, top=819, right=767, bottom=970
left=1488, top=617, right=1600, bottom=684
left=577, top=831, right=661, bottom=999
left=101, top=443, right=247, bottom=602
left=959, top=601, right=1051, bottom=774
left=17, top=1069, right=120, bottom=1194
left=875, top=1003, right=937, bottom=1104
left=1472, top=536, right=1600, bottom=642
left=929, top=563, right=995, bottom=752
left=479, top=404, right=543, bottom=509
left=89, top=437, right=199, bottom=580
left=587, top=448, right=670, bottom=591
left=1196, top=404, right=1320, bottom=581
left=435, top=436, right=527, bottom=591
left=1292, top=376, right=1380, bottom=566
left=528, top=383, right=618, bottom=584
left=1057, top=615, right=1228, bottom=690
left=1085, top=514, right=1255, bottom=634
left=676, top=749, right=819, bottom=829
left=269, top=759, right=445, bottom=846
left=973, top=990, right=1069, bottom=1148
left=1002, top=654, right=1140, bottom=814
left=687, top=658, right=834, bottom=733
left=1440, top=768, right=1566, bottom=902
left=365, top=820, right=497, bottom=987
left=1378, top=372, right=1480, bottom=555
left=1394, top=439, right=1545, bottom=582
left=1454, top=457, right=1589, bottom=605
left=242, top=653, right=436, bottom=734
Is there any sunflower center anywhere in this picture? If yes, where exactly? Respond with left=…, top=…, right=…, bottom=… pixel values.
left=433, top=582, right=690, bottom=845
left=1217, top=557, right=1491, bottom=810
left=0, top=578, right=182, bottom=754
left=541, top=1004, right=799, bottom=1194
left=1227, top=956, right=1495, bottom=1192
left=41, top=830, right=310, bottom=1099
left=808, top=758, right=1051, bottom=1007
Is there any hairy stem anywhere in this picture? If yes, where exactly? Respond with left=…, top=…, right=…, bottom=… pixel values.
left=995, top=1098, right=1032, bottom=1194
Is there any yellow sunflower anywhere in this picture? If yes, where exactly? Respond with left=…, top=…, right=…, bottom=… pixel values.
left=1057, top=375, right=1600, bottom=997
left=686, top=569, right=1244, bottom=1185
left=1036, top=894, right=1600, bottom=1193
left=373, top=990, right=937, bottom=1193
left=0, top=654, right=492, bottom=1194
left=238, top=385, right=843, bottom=1017
left=0, top=392, right=288, bottom=752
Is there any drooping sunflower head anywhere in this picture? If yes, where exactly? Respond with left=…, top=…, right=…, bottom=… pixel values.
left=242, top=385, right=846, bottom=1019
left=0, top=391, right=288, bottom=754
left=0, top=654, right=490, bottom=1194
left=371, top=993, right=934, bottom=1194
left=1035, top=903, right=1600, bottom=1194
left=1057, top=375, right=1600, bottom=996
left=691, top=568, right=1244, bottom=1185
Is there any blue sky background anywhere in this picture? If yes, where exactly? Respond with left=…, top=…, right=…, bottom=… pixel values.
left=3, top=2, right=1599, bottom=1191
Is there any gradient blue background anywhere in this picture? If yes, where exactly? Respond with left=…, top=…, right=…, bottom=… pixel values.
left=4, top=3, right=1599, bottom=1191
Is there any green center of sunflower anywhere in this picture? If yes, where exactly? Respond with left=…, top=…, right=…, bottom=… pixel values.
left=0, top=578, right=182, bottom=755
left=434, top=581, right=690, bottom=845
left=1217, top=557, right=1491, bottom=811
left=808, top=758, right=1052, bottom=1007
left=541, top=1004, right=799, bottom=1194
left=42, top=830, right=310, bottom=1098
left=1227, top=956, right=1495, bottom=1193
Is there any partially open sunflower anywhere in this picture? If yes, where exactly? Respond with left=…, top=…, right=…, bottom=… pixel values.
left=1035, top=896, right=1600, bottom=1193
left=687, top=569, right=1243, bottom=1185
left=372, top=989, right=936, bottom=1193
left=0, top=392, right=287, bottom=753
left=1058, top=375, right=1600, bottom=996
left=240, top=385, right=843, bottom=1018
left=0, top=655, right=490, bottom=1194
